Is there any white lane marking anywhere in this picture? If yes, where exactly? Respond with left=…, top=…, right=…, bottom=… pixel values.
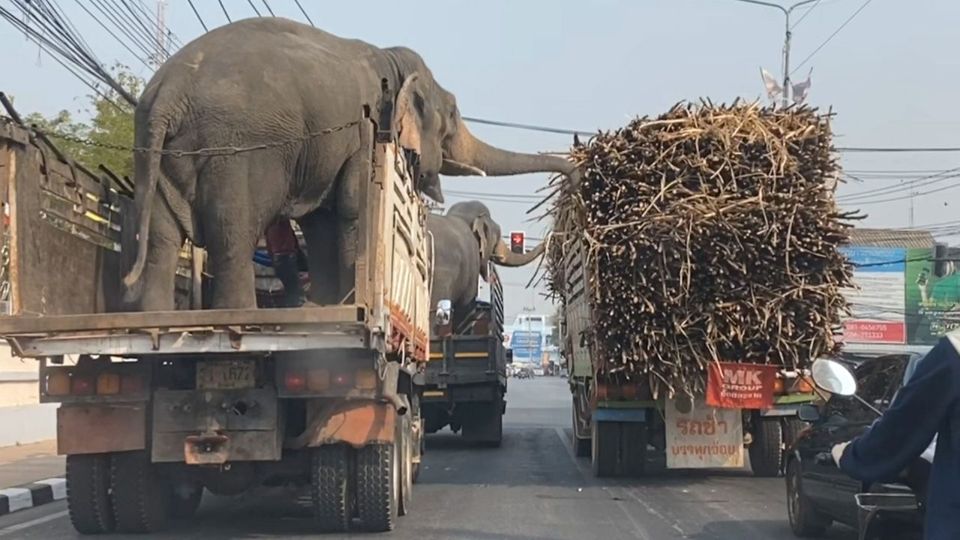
left=0, top=510, right=68, bottom=536
left=34, top=479, right=66, bottom=501
left=0, top=489, right=33, bottom=513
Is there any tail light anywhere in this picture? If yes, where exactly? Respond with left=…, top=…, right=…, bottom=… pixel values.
left=355, top=369, right=377, bottom=390
left=796, top=377, right=814, bottom=394
left=773, top=377, right=786, bottom=395
left=307, top=369, right=330, bottom=392
left=96, top=373, right=121, bottom=395
left=71, top=375, right=95, bottom=396
left=43, top=368, right=146, bottom=399
left=284, top=372, right=307, bottom=392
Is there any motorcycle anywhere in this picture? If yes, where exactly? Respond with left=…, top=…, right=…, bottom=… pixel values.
left=810, top=359, right=931, bottom=540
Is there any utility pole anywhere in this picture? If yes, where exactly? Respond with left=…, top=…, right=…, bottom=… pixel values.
left=731, top=0, right=819, bottom=107
left=153, top=0, right=168, bottom=68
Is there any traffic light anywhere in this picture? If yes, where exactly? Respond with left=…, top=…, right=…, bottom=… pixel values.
left=510, top=231, right=525, bottom=254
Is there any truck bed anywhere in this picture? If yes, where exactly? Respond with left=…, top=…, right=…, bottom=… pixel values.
left=0, top=305, right=371, bottom=357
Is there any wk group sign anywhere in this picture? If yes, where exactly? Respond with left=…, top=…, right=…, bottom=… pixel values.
left=842, top=246, right=960, bottom=346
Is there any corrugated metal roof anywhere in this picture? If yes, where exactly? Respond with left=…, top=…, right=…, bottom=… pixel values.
left=846, top=227, right=936, bottom=249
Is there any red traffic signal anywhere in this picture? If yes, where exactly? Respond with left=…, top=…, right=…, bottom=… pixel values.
left=510, top=231, right=525, bottom=254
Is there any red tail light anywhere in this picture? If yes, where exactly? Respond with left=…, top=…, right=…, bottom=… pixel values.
left=71, top=375, right=95, bottom=396
left=284, top=372, right=306, bottom=392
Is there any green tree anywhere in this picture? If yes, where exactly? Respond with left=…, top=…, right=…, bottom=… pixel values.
left=23, top=64, right=142, bottom=179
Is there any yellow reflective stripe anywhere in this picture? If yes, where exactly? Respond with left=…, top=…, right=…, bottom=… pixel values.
left=84, top=211, right=109, bottom=225
left=454, top=352, right=488, bottom=359
left=423, top=390, right=444, bottom=397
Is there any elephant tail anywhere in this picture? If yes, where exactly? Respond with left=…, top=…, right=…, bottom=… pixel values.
left=122, top=117, right=168, bottom=297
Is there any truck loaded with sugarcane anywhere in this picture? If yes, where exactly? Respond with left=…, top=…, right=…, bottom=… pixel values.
left=547, top=102, right=854, bottom=478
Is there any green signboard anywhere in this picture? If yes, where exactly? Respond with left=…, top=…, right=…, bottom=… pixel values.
left=905, top=247, right=960, bottom=344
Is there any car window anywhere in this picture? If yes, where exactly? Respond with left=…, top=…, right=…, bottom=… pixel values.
left=826, top=354, right=909, bottom=421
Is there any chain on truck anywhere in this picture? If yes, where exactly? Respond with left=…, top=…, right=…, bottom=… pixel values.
left=0, top=101, right=431, bottom=534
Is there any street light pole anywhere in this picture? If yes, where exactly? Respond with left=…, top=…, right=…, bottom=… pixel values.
left=730, top=0, right=819, bottom=107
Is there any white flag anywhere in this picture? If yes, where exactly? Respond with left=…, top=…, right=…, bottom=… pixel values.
left=792, top=68, right=813, bottom=104
left=760, top=68, right=782, bottom=101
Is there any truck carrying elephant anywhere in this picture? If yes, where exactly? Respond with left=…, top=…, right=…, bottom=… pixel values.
left=124, top=17, right=579, bottom=312
left=423, top=201, right=546, bottom=445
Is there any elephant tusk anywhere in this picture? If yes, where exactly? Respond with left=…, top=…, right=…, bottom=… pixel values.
left=441, top=159, right=486, bottom=177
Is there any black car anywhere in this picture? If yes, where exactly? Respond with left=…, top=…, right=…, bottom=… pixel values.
left=786, top=352, right=930, bottom=539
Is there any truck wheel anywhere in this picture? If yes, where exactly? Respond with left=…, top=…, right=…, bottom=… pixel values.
left=355, top=441, right=399, bottom=532
left=572, top=395, right=591, bottom=457
left=111, top=451, right=170, bottom=533
left=750, top=416, right=784, bottom=478
left=311, top=444, right=352, bottom=533
left=591, top=421, right=619, bottom=477
left=168, top=481, right=203, bottom=519
left=66, top=454, right=115, bottom=534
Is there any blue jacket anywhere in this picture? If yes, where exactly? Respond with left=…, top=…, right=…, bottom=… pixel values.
left=840, top=336, right=960, bottom=540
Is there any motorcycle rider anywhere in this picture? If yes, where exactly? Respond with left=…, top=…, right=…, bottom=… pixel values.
left=832, top=334, right=960, bottom=539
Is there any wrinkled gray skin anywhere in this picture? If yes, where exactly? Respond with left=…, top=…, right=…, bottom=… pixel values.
left=124, top=17, right=579, bottom=311
left=428, top=201, right=545, bottom=328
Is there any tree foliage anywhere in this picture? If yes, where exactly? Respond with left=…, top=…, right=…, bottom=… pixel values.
left=22, top=65, right=142, bottom=179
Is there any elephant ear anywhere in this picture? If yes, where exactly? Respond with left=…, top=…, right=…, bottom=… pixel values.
left=471, top=217, right=490, bottom=282
left=394, top=74, right=422, bottom=155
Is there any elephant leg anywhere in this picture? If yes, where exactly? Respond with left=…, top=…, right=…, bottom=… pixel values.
left=199, top=164, right=259, bottom=310
left=137, top=200, right=184, bottom=312
left=297, top=210, right=339, bottom=305
left=335, top=153, right=364, bottom=304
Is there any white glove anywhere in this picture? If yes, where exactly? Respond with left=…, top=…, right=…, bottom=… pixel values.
left=831, top=442, right=850, bottom=467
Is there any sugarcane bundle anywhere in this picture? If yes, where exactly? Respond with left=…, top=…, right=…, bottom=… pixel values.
left=546, top=101, right=858, bottom=399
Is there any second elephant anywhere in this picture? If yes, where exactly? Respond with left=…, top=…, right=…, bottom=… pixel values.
left=428, top=201, right=545, bottom=328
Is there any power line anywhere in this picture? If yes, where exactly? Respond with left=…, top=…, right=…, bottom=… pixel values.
left=839, top=168, right=960, bottom=202
left=293, top=0, right=314, bottom=26
left=845, top=179, right=960, bottom=206
left=246, top=0, right=262, bottom=16
left=186, top=0, right=208, bottom=31
left=790, top=0, right=822, bottom=29
left=217, top=0, right=232, bottom=23
left=261, top=0, right=275, bottom=16
left=791, top=0, right=875, bottom=74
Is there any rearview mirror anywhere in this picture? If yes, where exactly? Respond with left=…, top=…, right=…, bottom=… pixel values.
left=811, top=358, right=858, bottom=396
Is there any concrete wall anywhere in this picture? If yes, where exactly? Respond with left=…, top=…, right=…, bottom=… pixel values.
left=0, top=345, right=56, bottom=446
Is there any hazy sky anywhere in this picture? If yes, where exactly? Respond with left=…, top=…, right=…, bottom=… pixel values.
left=2, top=0, right=959, bottom=322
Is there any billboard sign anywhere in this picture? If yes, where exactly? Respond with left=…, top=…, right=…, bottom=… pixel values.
left=841, top=246, right=906, bottom=344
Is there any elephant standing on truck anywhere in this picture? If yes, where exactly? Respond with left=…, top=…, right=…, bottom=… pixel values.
left=123, top=17, right=578, bottom=311
left=428, top=201, right=545, bottom=327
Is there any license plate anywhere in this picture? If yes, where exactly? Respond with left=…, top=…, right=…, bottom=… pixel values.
left=196, top=360, right=255, bottom=390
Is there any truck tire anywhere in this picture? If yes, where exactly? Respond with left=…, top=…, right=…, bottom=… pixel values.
left=750, top=416, right=784, bottom=478
left=572, top=403, right=591, bottom=457
left=355, top=441, right=399, bottom=532
left=110, top=451, right=170, bottom=533
left=66, top=454, right=115, bottom=534
left=591, top=421, right=619, bottom=477
left=168, top=482, right=203, bottom=519
left=311, top=444, right=352, bottom=533
left=783, top=417, right=807, bottom=450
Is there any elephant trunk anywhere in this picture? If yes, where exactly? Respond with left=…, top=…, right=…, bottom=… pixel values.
left=491, top=238, right=546, bottom=267
left=443, top=118, right=581, bottom=186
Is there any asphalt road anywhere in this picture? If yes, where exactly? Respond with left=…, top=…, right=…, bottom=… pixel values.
left=0, top=377, right=859, bottom=539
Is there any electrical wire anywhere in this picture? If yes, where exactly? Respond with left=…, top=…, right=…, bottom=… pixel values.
left=791, top=0, right=875, bottom=74
left=187, top=0, right=208, bottom=32
left=247, top=0, right=262, bottom=16
left=839, top=167, right=960, bottom=202
left=790, top=0, right=822, bottom=29
left=218, top=0, right=232, bottom=23
left=261, top=0, right=275, bottom=16
left=293, top=0, right=315, bottom=26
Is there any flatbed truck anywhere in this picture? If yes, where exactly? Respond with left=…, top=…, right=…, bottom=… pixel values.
left=422, top=263, right=507, bottom=446
left=0, top=114, right=431, bottom=533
